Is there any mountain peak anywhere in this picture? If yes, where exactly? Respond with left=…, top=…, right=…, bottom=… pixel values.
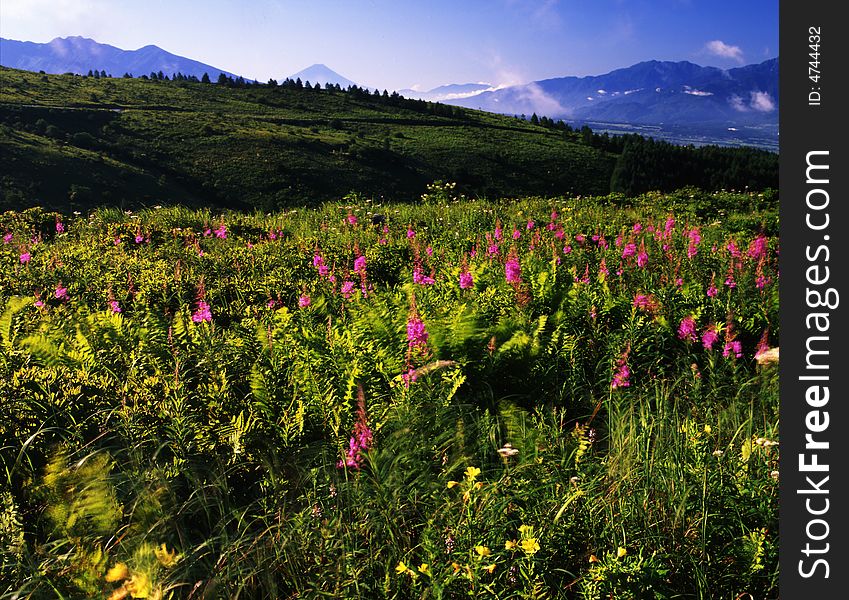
left=286, top=64, right=358, bottom=88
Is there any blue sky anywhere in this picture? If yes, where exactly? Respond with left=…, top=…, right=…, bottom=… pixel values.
left=0, top=0, right=778, bottom=90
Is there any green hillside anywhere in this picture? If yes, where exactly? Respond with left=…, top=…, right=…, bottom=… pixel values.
left=0, top=68, right=778, bottom=212
left=0, top=68, right=615, bottom=211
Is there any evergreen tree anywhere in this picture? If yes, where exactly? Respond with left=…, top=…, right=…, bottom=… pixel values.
left=217, top=72, right=229, bottom=84
left=202, top=72, right=211, bottom=83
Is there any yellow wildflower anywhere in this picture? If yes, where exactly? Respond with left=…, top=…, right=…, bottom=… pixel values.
left=617, top=546, right=627, bottom=558
left=451, top=561, right=461, bottom=573
left=154, top=543, right=180, bottom=567
left=518, top=524, right=533, bottom=537
left=474, top=481, right=484, bottom=490
left=446, top=480, right=459, bottom=489
left=483, top=563, right=496, bottom=574
left=105, top=562, right=129, bottom=582
left=418, top=563, right=430, bottom=575
left=520, top=538, right=540, bottom=555
left=505, top=539, right=518, bottom=550
left=396, top=561, right=409, bottom=574
left=465, top=466, right=481, bottom=480
left=704, top=424, right=712, bottom=434
left=589, top=554, right=600, bottom=563
left=125, top=571, right=150, bottom=598
left=475, top=545, right=491, bottom=558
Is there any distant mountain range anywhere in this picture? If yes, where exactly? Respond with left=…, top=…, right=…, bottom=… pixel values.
left=1, top=36, right=778, bottom=147
left=446, top=59, right=778, bottom=130
left=0, top=36, right=240, bottom=79
left=398, top=83, right=494, bottom=102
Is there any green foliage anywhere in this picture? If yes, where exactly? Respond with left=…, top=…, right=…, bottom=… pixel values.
left=0, top=194, right=778, bottom=598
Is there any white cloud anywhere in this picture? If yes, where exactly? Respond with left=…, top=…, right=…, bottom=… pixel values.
left=684, top=89, right=713, bottom=96
left=749, top=91, right=775, bottom=112
left=705, top=40, right=744, bottom=64
left=729, top=91, right=776, bottom=112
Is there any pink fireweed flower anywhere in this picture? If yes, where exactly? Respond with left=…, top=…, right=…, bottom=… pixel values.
left=633, top=222, right=643, bottom=233
left=636, top=249, right=648, bottom=268
left=563, top=245, right=572, bottom=254
left=747, top=235, right=768, bottom=260
left=298, top=295, right=311, bottom=308
left=2, top=232, right=12, bottom=244
left=340, top=280, right=356, bottom=298
left=597, top=236, right=608, bottom=250
left=55, top=286, right=69, bottom=301
left=676, top=277, right=684, bottom=287
left=56, top=221, right=65, bottom=234
left=406, top=228, right=416, bottom=239
left=425, top=246, right=433, bottom=257
left=707, top=281, right=718, bottom=297
left=413, top=267, right=435, bottom=285
left=318, top=264, right=330, bottom=277
left=546, top=222, right=557, bottom=231
left=550, top=211, right=559, bottom=221
left=575, top=234, right=586, bottom=244
left=526, top=220, right=535, bottom=230
left=346, top=214, right=358, bottom=226
left=701, top=327, right=719, bottom=350
left=459, top=271, right=474, bottom=289
left=687, top=228, right=702, bottom=244
left=677, top=316, right=697, bottom=342
left=633, top=294, right=657, bottom=312
left=725, top=274, right=737, bottom=289
left=20, top=252, right=31, bottom=263
left=203, top=228, right=212, bottom=237
left=756, top=274, right=770, bottom=289
left=267, top=299, right=277, bottom=309
left=34, top=299, right=45, bottom=309
left=611, top=351, right=631, bottom=389
left=494, top=226, right=503, bottom=241
left=114, top=236, right=122, bottom=245
left=214, top=224, right=227, bottom=239
left=554, top=228, right=565, bottom=240
left=574, top=264, right=590, bottom=284
left=487, top=242, right=499, bottom=256
left=726, top=240, right=741, bottom=258
left=505, top=256, right=522, bottom=283
left=512, top=229, right=521, bottom=240
left=353, top=255, right=367, bottom=273
left=313, top=253, right=324, bottom=268
left=110, top=300, right=121, bottom=314
left=192, top=300, right=212, bottom=323
left=406, top=315, right=429, bottom=350
left=598, top=257, right=609, bottom=278
left=135, top=234, right=145, bottom=244
left=723, top=340, right=743, bottom=359
left=615, top=234, right=624, bottom=247
left=337, top=397, right=373, bottom=470
left=622, top=243, right=636, bottom=259
left=664, top=217, right=676, bottom=236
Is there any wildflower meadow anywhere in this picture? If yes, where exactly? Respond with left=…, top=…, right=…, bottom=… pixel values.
left=0, top=184, right=779, bottom=598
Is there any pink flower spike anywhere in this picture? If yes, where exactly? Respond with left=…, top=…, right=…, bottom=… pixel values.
left=353, top=255, right=367, bottom=273
left=701, top=327, right=719, bottom=350
left=459, top=271, right=474, bottom=289
left=677, top=316, right=697, bottom=342
left=110, top=300, right=122, bottom=314
left=56, top=221, right=65, bottom=234
left=192, top=300, right=212, bottom=323
left=135, top=234, right=144, bottom=244
left=20, top=252, right=31, bottom=263
left=406, top=228, right=416, bottom=239
left=2, top=233, right=12, bottom=244
left=505, top=257, right=522, bottom=283
left=298, top=295, right=311, bottom=308
left=512, top=229, right=521, bottom=240
left=55, top=286, right=69, bottom=301
left=341, top=280, right=356, bottom=298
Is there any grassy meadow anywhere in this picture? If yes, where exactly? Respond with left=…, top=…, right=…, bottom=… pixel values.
left=0, top=185, right=779, bottom=598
